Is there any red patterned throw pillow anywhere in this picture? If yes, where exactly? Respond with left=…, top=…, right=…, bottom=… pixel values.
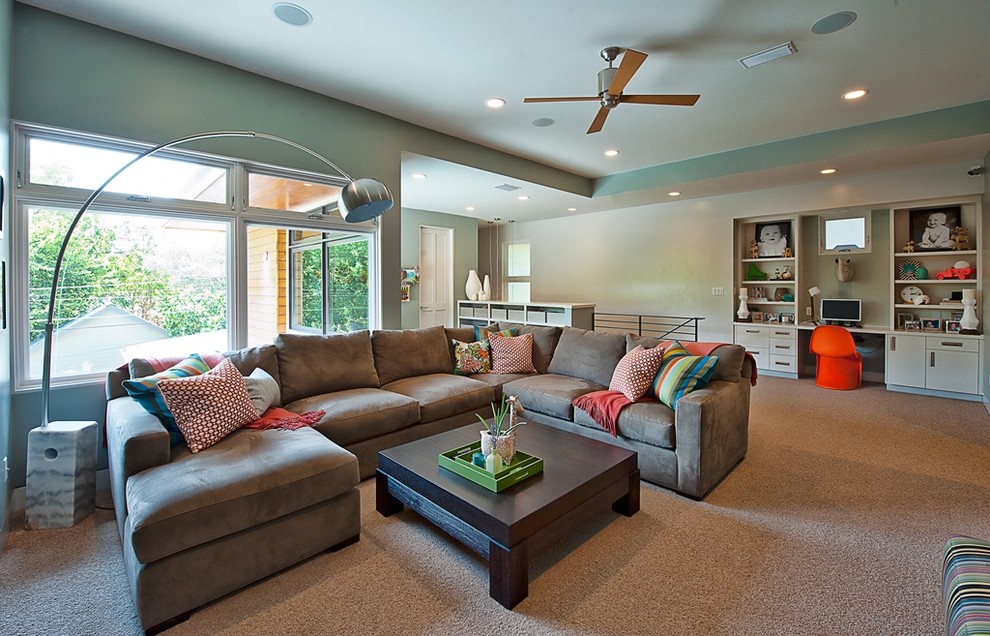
left=489, top=332, right=537, bottom=374
left=157, top=358, right=259, bottom=453
left=609, top=344, right=667, bottom=401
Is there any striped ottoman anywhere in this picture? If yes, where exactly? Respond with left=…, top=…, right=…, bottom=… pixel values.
left=944, top=535, right=990, bottom=636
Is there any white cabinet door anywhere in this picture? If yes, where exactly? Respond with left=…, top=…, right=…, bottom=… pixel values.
left=927, top=349, right=979, bottom=393
left=885, top=334, right=926, bottom=388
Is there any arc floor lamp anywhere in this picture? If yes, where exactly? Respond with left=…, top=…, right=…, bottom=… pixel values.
left=26, top=130, right=394, bottom=529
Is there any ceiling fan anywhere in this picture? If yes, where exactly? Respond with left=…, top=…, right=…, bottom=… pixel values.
left=524, top=46, right=700, bottom=134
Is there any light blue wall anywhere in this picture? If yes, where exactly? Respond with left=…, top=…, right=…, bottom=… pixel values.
left=0, top=0, right=13, bottom=547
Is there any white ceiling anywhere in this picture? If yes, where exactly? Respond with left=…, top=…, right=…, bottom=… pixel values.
left=19, top=0, right=990, bottom=222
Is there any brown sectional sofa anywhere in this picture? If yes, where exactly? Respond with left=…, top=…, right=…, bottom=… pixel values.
left=105, top=323, right=751, bottom=632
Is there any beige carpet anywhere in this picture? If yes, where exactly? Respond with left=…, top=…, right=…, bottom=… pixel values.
left=3, top=377, right=989, bottom=635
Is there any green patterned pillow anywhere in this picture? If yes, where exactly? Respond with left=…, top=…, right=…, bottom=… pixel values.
left=122, top=353, right=212, bottom=446
left=474, top=325, right=517, bottom=341
left=452, top=339, right=491, bottom=375
left=649, top=342, right=718, bottom=410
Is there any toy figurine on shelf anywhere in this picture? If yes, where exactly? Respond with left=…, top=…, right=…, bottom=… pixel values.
left=782, top=247, right=794, bottom=258
left=952, top=226, right=970, bottom=251
left=748, top=240, right=760, bottom=259
left=903, top=240, right=915, bottom=253
left=746, top=263, right=768, bottom=281
left=770, top=268, right=782, bottom=280
left=781, top=266, right=793, bottom=280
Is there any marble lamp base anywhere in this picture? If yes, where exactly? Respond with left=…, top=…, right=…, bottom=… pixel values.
left=25, top=421, right=98, bottom=529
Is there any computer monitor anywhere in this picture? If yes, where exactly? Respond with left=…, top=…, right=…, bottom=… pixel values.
left=820, top=298, right=862, bottom=326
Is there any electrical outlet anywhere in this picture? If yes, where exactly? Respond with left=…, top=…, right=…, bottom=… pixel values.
left=805, top=307, right=812, bottom=316
left=712, top=287, right=725, bottom=296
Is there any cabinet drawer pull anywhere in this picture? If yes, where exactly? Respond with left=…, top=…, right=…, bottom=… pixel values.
left=930, top=352, right=935, bottom=367
left=774, top=361, right=791, bottom=367
left=940, top=341, right=964, bottom=347
left=774, top=344, right=791, bottom=350
left=773, top=331, right=789, bottom=337
left=745, top=329, right=760, bottom=334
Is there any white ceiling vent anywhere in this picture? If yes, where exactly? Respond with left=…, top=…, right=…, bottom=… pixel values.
left=494, top=184, right=521, bottom=192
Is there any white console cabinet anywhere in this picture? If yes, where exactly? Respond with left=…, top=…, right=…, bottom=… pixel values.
left=885, top=333, right=981, bottom=397
left=457, top=300, right=595, bottom=330
left=733, top=324, right=798, bottom=378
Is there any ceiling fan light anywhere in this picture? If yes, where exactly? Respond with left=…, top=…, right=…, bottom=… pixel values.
left=339, top=178, right=394, bottom=223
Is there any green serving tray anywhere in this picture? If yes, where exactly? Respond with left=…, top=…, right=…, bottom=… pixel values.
left=438, top=439, right=544, bottom=493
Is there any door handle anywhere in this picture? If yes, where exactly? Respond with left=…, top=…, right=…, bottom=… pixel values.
left=930, top=352, right=935, bottom=367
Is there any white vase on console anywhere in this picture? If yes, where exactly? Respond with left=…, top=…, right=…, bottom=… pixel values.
left=960, top=289, right=979, bottom=333
left=482, top=275, right=492, bottom=301
left=737, top=289, right=750, bottom=321
left=465, top=269, right=482, bottom=301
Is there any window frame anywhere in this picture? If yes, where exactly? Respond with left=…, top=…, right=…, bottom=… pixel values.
left=11, top=121, right=381, bottom=392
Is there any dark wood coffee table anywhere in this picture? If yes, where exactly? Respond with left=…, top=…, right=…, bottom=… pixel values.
left=376, top=422, right=639, bottom=609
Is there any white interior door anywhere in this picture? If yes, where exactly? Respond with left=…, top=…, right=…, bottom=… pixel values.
left=419, top=226, right=453, bottom=328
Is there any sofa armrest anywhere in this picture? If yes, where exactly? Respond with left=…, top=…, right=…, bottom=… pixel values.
left=672, top=378, right=750, bottom=498
left=106, top=397, right=171, bottom=538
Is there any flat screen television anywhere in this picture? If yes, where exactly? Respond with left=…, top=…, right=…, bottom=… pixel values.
left=820, top=298, right=862, bottom=325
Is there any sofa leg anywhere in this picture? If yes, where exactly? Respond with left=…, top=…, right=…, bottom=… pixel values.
left=145, top=611, right=190, bottom=635
left=329, top=533, right=360, bottom=552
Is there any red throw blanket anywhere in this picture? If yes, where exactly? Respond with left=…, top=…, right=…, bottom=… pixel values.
left=573, top=341, right=758, bottom=436
left=244, top=407, right=325, bottom=431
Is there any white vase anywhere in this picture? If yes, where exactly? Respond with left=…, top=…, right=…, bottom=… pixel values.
left=482, top=275, right=492, bottom=301
left=960, top=297, right=979, bottom=332
left=465, top=269, right=482, bottom=300
left=737, top=292, right=750, bottom=320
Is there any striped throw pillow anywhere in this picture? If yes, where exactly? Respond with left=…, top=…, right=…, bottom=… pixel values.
left=475, top=325, right=518, bottom=341
left=944, top=535, right=990, bottom=636
left=650, top=342, right=718, bottom=409
left=122, top=353, right=211, bottom=446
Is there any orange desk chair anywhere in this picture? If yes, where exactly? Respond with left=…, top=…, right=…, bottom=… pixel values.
left=809, top=325, right=862, bottom=390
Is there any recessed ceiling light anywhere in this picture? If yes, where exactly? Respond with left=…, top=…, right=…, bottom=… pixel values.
left=411, top=173, right=427, bottom=180
left=532, top=117, right=555, bottom=127
left=820, top=168, right=837, bottom=175
left=272, top=3, right=313, bottom=26
left=567, top=207, right=577, bottom=212
left=485, top=98, right=506, bottom=109
left=811, top=11, right=857, bottom=35
left=668, top=191, right=681, bottom=197
left=465, top=207, right=475, bottom=211
left=604, top=149, right=620, bottom=157
left=842, top=89, right=868, bottom=100
left=517, top=195, right=530, bottom=201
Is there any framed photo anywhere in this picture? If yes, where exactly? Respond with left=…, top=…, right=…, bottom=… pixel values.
left=945, top=320, right=962, bottom=333
left=779, top=312, right=795, bottom=324
left=751, top=311, right=765, bottom=323
left=754, top=221, right=791, bottom=258
left=910, top=206, right=960, bottom=251
left=904, top=320, right=923, bottom=332
left=952, top=312, right=963, bottom=322
left=765, top=313, right=779, bottom=324
left=751, top=286, right=767, bottom=300
left=922, top=318, right=942, bottom=331
left=896, top=312, right=915, bottom=330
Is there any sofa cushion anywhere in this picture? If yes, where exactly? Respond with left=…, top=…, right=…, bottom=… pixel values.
left=609, top=344, right=667, bottom=401
left=651, top=344, right=719, bottom=410
left=452, top=339, right=491, bottom=375
left=125, top=426, right=358, bottom=564
left=157, top=358, right=260, bottom=453
left=122, top=353, right=213, bottom=447
left=224, top=343, right=281, bottom=387
left=498, top=323, right=561, bottom=374
left=243, top=367, right=282, bottom=414
left=627, top=336, right=746, bottom=383
left=547, top=327, right=626, bottom=386
left=275, top=331, right=379, bottom=404
left=372, top=326, right=452, bottom=386
left=573, top=400, right=676, bottom=449
left=286, top=388, right=420, bottom=447
left=383, top=373, right=495, bottom=423
left=467, top=372, right=535, bottom=401
left=489, top=332, right=538, bottom=374
left=503, top=373, right=607, bottom=421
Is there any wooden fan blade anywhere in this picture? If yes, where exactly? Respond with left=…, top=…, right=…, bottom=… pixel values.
left=608, top=49, right=648, bottom=96
left=587, top=107, right=610, bottom=134
left=523, top=96, right=599, bottom=103
left=620, top=94, right=701, bottom=106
